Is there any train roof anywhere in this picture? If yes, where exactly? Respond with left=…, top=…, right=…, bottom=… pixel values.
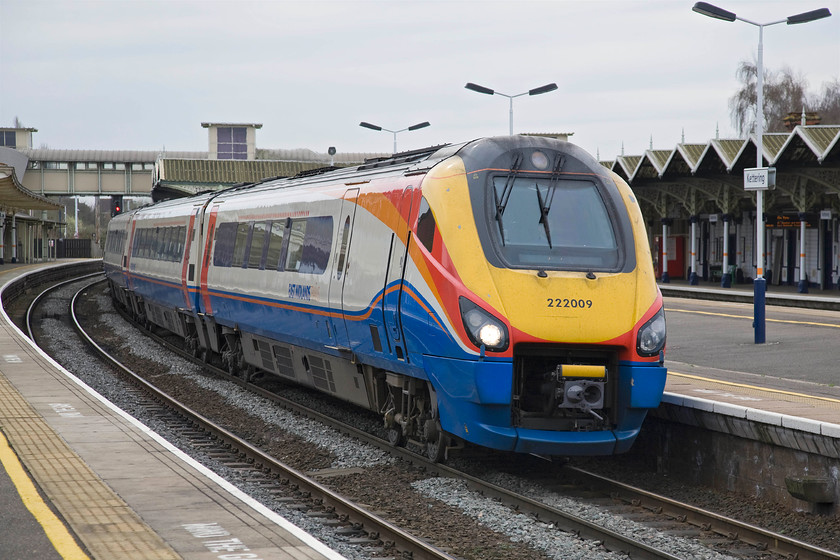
left=127, top=136, right=595, bottom=213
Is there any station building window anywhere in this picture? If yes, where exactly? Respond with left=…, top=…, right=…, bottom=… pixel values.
left=217, top=127, right=247, bottom=160
left=1, top=131, right=16, bottom=148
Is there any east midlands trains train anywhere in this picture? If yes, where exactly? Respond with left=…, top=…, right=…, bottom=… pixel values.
left=103, top=136, right=667, bottom=460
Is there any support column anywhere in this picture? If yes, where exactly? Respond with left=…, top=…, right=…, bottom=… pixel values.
left=660, top=218, right=671, bottom=283
left=11, top=215, right=17, bottom=263
left=0, top=211, right=5, bottom=264
left=798, top=212, right=808, bottom=293
left=721, top=214, right=732, bottom=288
left=689, top=215, right=699, bottom=285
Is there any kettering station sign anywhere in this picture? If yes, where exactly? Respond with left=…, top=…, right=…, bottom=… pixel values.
left=744, top=167, right=776, bottom=191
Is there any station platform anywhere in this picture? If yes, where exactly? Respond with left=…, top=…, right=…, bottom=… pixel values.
left=0, top=261, right=346, bottom=560
left=0, top=260, right=837, bottom=557
left=656, top=278, right=840, bottom=480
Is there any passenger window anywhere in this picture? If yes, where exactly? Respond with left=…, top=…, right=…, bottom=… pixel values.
left=299, top=216, right=333, bottom=274
left=416, top=197, right=436, bottom=253
left=176, top=226, right=186, bottom=261
left=248, top=221, right=269, bottom=269
left=213, top=222, right=238, bottom=267
left=285, top=219, right=307, bottom=271
left=336, top=216, right=350, bottom=280
left=155, top=228, right=166, bottom=260
left=141, top=229, right=151, bottom=259
left=161, top=228, right=173, bottom=261
left=267, top=220, right=287, bottom=270
left=231, top=222, right=252, bottom=268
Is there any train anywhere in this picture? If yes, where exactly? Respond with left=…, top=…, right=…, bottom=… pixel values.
left=103, top=136, right=667, bottom=461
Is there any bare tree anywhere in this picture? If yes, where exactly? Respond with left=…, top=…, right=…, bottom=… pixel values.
left=729, top=61, right=807, bottom=135
left=812, top=78, right=840, bottom=124
left=730, top=60, right=840, bottom=135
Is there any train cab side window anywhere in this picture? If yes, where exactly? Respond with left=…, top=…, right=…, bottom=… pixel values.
left=335, top=216, right=351, bottom=280
left=267, top=220, right=287, bottom=270
left=416, top=197, right=436, bottom=253
left=248, top=221, right=269, bottom=269
left=231, top=222, right=252, bottom=268
left=285, top=219, right=307, bottom=272
left=213, top=222, right=237, bottom=267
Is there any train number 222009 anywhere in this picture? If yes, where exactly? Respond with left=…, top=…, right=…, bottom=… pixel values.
left=547, top=298, right=593, bottom=309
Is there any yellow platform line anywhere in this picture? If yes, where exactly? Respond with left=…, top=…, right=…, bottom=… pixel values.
left=669, top=371, right=840, bottom=405
left=0, top=431, right=90, bottom=560
left=667, top=307, right=840, bottom=328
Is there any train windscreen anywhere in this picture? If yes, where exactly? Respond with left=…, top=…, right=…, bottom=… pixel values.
left=490, top=176, right=620, bottom=270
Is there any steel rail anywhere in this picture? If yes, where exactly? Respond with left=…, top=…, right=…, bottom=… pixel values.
left=24, top=271, right=104, bottom=340
left=85, top=280, right=835, bottom=560
left=110, top=294, right=685, bottom=560
left=66, top=278, right=456, bottom=560
left=564, top=465, right=840, bottom=560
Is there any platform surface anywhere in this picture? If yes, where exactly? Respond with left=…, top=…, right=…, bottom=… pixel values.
left=0, top=260, right=346, bottom=560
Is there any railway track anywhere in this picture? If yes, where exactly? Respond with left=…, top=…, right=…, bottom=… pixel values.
left=35, top=275, right=457, bottom=560
left=16, top=268, right=840, bottom=560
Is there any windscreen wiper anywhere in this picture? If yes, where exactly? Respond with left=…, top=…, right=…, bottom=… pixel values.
left=536, top=155, right=565, bottom=248
left=494, top=153, right=523, bottom=245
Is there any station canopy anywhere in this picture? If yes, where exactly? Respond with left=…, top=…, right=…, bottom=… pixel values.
left=0, top=148, right=61, bottom=213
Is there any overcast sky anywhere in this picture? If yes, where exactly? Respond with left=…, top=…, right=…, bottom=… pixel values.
left=1, top=0, right=838, bottom=161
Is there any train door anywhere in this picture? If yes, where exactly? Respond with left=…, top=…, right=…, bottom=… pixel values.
left=823, top=220, right=833, bottom=289
left=180, top=206, right=202, bottom=311
left=327, top=188, right=359, bottom=350
left=382, top=187, right=414, bottom=361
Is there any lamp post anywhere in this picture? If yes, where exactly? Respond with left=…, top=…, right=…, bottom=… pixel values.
left=359, top=121, right=430, bottom=154
left=465, top=82, right=558, bottom=135
left=692, top=2, right=831, bottom=344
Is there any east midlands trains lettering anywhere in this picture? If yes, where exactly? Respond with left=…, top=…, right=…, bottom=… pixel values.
left=103, top=136, right=667, bottom=461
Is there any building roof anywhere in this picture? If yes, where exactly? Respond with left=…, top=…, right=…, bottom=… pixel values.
left=156, top=158, right=339, bottom=184
left=0, top=164, right=61, bottom=212
left=18, top=148, right=204, bottom=162
left=201, top=122, right=263, bottom=129
left=17, top=147, right=382, bottom=165
left=153, top=158, right=361, bottom=200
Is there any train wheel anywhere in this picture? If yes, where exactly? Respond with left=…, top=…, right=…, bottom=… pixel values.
left=185, top=335, right=200, bottom=358
left=424, top=419, right=446, bottom=463
left=386, top=425, right=405, bottom=447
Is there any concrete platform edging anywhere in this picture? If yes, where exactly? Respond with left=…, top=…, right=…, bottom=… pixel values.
left=645, top=392, right=840, bottom=513
left=660, top=392, right=839, bottom=454
left=659, top=284, right=840, bottom=311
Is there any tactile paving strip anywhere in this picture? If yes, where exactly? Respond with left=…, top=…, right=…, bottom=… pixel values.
left=0, top=372, right=180, bottom=560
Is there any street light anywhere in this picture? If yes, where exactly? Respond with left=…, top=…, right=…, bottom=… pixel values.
left=465, top=82, right=558, bottom=135
left=692, top=2, right=831, bottom=344
left=359, top=121, right=430, bottom=153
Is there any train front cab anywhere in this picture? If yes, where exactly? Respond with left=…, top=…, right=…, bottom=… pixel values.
left=404, top=137, right=667, bottom=456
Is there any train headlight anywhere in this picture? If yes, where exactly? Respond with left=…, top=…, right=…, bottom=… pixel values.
left=637, top=307, right=666, bottom=357
left=459, top=297, right=509, bottom=352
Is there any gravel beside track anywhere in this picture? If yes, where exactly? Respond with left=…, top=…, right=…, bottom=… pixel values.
left=32, top=279, right=840, bottom=559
